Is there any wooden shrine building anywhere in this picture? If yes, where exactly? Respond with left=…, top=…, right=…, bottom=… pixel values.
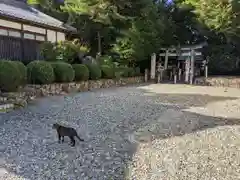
left=150, top=42, right=208, bottom=84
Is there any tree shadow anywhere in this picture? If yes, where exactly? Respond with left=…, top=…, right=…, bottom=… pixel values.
left=0, top=85, right=240, bottom=179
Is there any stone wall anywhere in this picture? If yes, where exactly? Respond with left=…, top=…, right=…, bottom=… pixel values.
left=194, top=76, right=240, bottom=88
left=0, top=76, right=144, bottom=107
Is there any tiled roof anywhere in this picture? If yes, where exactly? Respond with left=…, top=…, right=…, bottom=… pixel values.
left=0, top=0, right=76, bottom=32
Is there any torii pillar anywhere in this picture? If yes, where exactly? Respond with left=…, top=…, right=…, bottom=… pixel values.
left=150, top=53, right=156, bottom=80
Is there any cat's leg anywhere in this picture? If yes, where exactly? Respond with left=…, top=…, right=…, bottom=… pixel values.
left=58, top=133, right=61, bottom=143
left=69, top=136, right=75, bottom=147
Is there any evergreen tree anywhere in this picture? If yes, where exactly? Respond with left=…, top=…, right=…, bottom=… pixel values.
left=181, top=0, right=240, bottom=39
left=62, top=0, right=126, bottom=56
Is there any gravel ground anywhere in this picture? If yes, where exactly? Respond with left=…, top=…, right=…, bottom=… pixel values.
left=0, top=84, right=240, bottom=180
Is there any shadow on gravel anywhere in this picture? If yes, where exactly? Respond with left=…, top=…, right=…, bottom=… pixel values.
left=132, top=86, right=240, bottom=140
left=1, top=85, right=240, bottom=180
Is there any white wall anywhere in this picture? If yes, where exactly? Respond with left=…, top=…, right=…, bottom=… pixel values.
left=23, top=24, right=45, bottom=34
left=57, top=32, right=65, bottom=41
left=0, top=19, right=21, bottom=29
left=47, top=29, right=56, bottom=42
left=47, top=30, right=67, bottom=43
left=0, top=18, right=67, bottom=43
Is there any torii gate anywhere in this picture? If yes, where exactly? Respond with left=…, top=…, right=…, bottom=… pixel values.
left=150, top=42, right=208, bottom=84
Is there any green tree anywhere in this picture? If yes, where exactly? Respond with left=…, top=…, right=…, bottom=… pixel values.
left=112, top=0, right=168, bottom=66
left=174, top=0, right=240, bottom=74
left=181, top=0, right=240, bottom=39
left=27, top=0, right=68, bottom=22
left=62, top=0, right=126, bottom=56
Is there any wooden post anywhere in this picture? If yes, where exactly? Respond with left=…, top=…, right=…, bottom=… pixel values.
left=145, top=69, right=148, bottom=82
left=178, top=68, right=182, bottom=81
left=185, top=58, right=190, bottom=83
left=157, top=73, right=161, bottom=83
left=160, top=70, right=163, bottom=81
left=172, top=67, right=177, bottom=84
left=156, top=62, right=163, bottom=83
left=205, top=65, right=208, bottom=78
left=174, top=74, right=177, bottom=84
left=189, top=49, right=195, bottom=84
left=150, top=53, right=156, bottom=80
left=164, top=50, right=169, bottom=70
left=97, top=31, right=102, bottom=56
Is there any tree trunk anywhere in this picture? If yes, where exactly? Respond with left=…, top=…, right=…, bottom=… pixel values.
left=97, top=31, right=101, bottom=56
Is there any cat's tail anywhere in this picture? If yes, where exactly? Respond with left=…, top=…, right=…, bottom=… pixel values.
left=76, top=134, right=84, bottom=141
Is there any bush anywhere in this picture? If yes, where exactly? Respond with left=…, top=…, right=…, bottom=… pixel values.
left=134, top=67, right=141, bottom=76
left=114, top=67, right=125, bottom=77
left=40, top=39, right=90, bottom=63
left=51, top=62, right=75, bottom=82
left=101, top=65, right=114, bottom=79
left=72, top=64, right=89, bottom=81
left=82, top=56, right=97, bottom=65
left=128, top=67, right=135, bottom=77
left=114, top=67, right=136, bottom=77
left=99, top=55, right=115, bottom=67
left=116, top=67, right=129, bottom=77
left=27, top=61, right=55, bottom=84
left=12, top=61, right=27, bottom=85
left=87, top=64, right=102, bottom=80
left=0, top=60, right=22, bottom=92
left=40, top=42, right=58, bottom=62
left=114, top=71, right=122, bottom=80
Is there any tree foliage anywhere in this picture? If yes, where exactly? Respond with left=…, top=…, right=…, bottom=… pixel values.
left=181, top=0, right=240, bottom=38
left=62, top=0, right=126, bottom=55
left=28, top=0, right=240, bottom=74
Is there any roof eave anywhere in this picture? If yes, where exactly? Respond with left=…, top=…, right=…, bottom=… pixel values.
left=62, top=24, right=77, bottom=34
left=0, top=13, right=76, bottom=33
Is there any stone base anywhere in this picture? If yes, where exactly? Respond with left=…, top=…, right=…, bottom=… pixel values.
left=0, top=103, right=14, bottom=113
left=194, top=76, right=240, bottom=88
left=0, top=76, right=144, bottom=107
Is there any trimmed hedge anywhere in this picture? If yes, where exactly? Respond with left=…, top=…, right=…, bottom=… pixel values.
left=128, top=67, right=135, bottom=77
left=134, top=67, right=141, bottom=76
left=116, top=67, right=129, bottom=77
left=87, top=64, right=102, bottom=80
left=51, top=62, right=75, bottom=82
left=114, top=71, right=122, bottom=80
left=101, top=65, right=114, bottom=79
left=0, top=60, right=22, bottom=92
left=12, top=61, right=27, bottom=85
left=27, top=60, right=55, bottom=84
left=72, top=64, right=89, bottom=81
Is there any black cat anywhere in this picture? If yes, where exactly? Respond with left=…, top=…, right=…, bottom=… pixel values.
left=52, top=123, right=84, bottom=147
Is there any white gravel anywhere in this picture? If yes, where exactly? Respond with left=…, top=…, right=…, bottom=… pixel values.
left=0, top=84, right=240, bottom=180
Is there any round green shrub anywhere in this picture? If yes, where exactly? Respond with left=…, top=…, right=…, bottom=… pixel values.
left=101, top=65, right=114, bottom=79
left=87, top=64, right=102, bottom=80
left=0, top=60, right=22, bottom=92
left=12, top=61, right=27, bottom=85
left=51, top=62, right=75, bottom=82
left=134, top=67, right=141, bottom=76
left=72, top=64, right=89, bottom=81
left=114, top=71, right=122, bottom=80
left=117, top=67, right=129, bottom=77
left=27, top=60, right=55, bottom=84
left=128, top=67, right=135, bottom=77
